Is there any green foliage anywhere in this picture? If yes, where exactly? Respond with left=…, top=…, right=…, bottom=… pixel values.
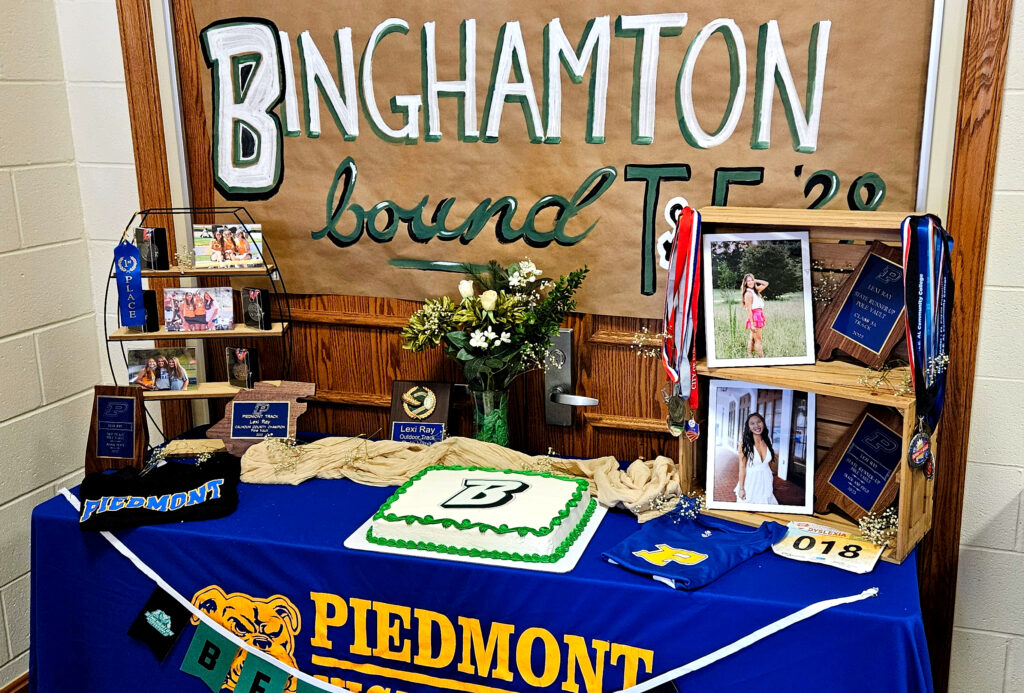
left=401, top=260, right=589, bottom=390
left=401, top=296, right=457, bottom=353
left=739, top=242, right=802, bottom=299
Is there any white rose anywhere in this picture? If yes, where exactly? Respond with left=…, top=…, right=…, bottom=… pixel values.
left=458, top=280, right=475, bottom=299
left=479, top=290, right=498, bottom=311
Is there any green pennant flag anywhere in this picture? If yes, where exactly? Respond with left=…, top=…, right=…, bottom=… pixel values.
left=234, top=652, right=292, bottom=693
left=180, top=622, right=239, bottom=692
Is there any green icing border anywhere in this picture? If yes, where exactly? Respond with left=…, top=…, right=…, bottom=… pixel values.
left=367, top=497, right=597, bottom=564
left=370, top=465, right=591, bottom=538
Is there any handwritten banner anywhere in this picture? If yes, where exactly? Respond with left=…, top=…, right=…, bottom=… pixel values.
left=187, top=1, right=937, bottom=317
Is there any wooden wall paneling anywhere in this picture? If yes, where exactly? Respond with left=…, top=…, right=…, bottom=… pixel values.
left=115, top=0, right=192, bottom=438
left=921, top=0, right=1014, bottom=689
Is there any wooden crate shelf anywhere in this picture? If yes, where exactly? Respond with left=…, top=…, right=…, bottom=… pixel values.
left=678, top=207, right=935, bottom=565
left=108, top=322, right=288, bottom=341
left=696, top=359, right=914, bottom=409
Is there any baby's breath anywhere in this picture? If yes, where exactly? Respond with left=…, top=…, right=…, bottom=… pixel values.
left=858, top=507, right=898, bottom=546
left=630, top=326, right=667, bottom=358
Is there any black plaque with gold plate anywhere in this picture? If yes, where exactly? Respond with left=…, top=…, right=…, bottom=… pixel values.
left=389, top=381, right=451, bottom=444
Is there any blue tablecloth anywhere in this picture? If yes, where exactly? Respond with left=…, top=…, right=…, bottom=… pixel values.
left=30, top=478, right=931, bottom=692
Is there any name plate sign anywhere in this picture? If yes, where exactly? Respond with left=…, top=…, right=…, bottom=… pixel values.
left=231, top=401, right=290, bottom=439
left=96, top=396, right=137, bottom=458
left=814, top=407, right=903, bottom=520
left=816, top=241, right=906, bottom=368
left=208, top=381, right=316, bottom=456
left=389, top=381, right=451, bottom=445
left=390, top=422, right=446, bottom=445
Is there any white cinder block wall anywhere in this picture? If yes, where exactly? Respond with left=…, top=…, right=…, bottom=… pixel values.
left=0, top=0, right=136, bottom=686
left=947, top=4, right=1024, bottom=692
left=0, top=0, right=1019, bottom=689
left=0, top=0, right=95, bottom=685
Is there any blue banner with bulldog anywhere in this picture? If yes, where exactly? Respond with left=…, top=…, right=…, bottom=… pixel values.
left=31, top=479, right=932, bottom=692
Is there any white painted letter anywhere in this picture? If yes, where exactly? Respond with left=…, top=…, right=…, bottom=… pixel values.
left=615, top=13, right=688, bottom=144
left=677, top=19, right=746, bottom=148
left=361, top=18, right=422, bottom=142
left=298, top=29, right=359, bottom=139
left=422, top=20, right=479, bottom=141
left=200, top=21, right=283, bottom=195
left=279, top=31, right=300, bottom=137
left=482, top=21, right=544, bottom=142
left=544, top=17, right=610, bottom=143
left=751, top=20, right=831, bottom=152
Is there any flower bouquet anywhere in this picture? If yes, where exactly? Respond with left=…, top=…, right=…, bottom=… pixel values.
left=402, top=259, right=588, bottom=446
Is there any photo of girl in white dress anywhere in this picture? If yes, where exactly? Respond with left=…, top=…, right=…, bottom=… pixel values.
left=734, top=413, right=779, bottom=504
left=706, top=379, right=815, bottom=514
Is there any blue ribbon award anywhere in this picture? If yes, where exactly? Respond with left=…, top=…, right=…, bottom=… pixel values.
left=114, top=240, right=146, bottom=328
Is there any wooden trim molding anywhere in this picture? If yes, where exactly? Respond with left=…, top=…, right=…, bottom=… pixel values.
left=115, top=0, right=193, bottom=438
left=584, top=413, right=673, bottom=434
left=1, top=673, right=28, bottom=693
left=308, top=390, right=391, bottom=408
left=271, top=308, right=408, bottom=329
left=920, top=0, right=1015, bottom=690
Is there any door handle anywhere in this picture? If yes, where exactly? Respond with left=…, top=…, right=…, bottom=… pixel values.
left=544, top=328, right=597, bottom=426
left=549, top=386, right=598, bottom=407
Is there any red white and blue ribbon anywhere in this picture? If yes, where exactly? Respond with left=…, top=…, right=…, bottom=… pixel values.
left=901, top=214, right=953, bottom=478
left=663, top=207, right=702, bottom=424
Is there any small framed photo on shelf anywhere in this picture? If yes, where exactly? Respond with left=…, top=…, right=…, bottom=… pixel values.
left=241, top=287, right=272, bottom=330
left=192, top=224, right=263, bottom=269
left=162, top=287, right=234, bottom=332
left=127, top=347, right=198, bottom=392
left=705, top=379, right=815, bottom=514
left=702, top=231, right=815, bottom=367
left=225, top=347, right=260, bottom=389
left=134, top=227, right=169, bottom=270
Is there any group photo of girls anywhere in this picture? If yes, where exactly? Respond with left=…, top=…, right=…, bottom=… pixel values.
left=702, top=231, right=815, bottom=367
left=163, top=287, right=234, bottom=332
left=192, top=223, right=263, bottom=269
left=127, top=348, right=198, bottom=391
left=705, top=380, right=815, bottom=514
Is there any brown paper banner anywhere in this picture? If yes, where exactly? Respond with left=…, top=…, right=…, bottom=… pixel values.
left=187, top=1, right=936, bottom=317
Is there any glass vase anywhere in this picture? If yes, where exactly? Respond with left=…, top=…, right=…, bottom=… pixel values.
left=469, top=388, right=510, bottom=447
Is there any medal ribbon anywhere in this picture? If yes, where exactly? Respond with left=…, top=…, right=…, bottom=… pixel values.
left=662, top=207, right=702, bottom=411
left=114, top=240, right=146, bottom=327
left=901, top=214, right=953, bottom=434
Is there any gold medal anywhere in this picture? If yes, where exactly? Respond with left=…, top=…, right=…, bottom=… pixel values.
left=402, top=386, right=436, bottom=420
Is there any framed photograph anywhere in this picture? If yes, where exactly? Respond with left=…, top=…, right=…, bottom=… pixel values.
left=702, top=231, right=815, bottom=367
left=705, top=379, right=815, bottom=514
left=162, top=287, right=234, bottom=332
left=192, top=224, right=263, bottom=269
left=127, top=347, right=198, bottom=392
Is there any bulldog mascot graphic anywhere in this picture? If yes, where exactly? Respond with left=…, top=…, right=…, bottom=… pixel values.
left=192, top=586, right=302, bottom=692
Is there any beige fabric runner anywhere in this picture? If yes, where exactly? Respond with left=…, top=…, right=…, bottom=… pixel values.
left=241, top=436, right=681, bottom=522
